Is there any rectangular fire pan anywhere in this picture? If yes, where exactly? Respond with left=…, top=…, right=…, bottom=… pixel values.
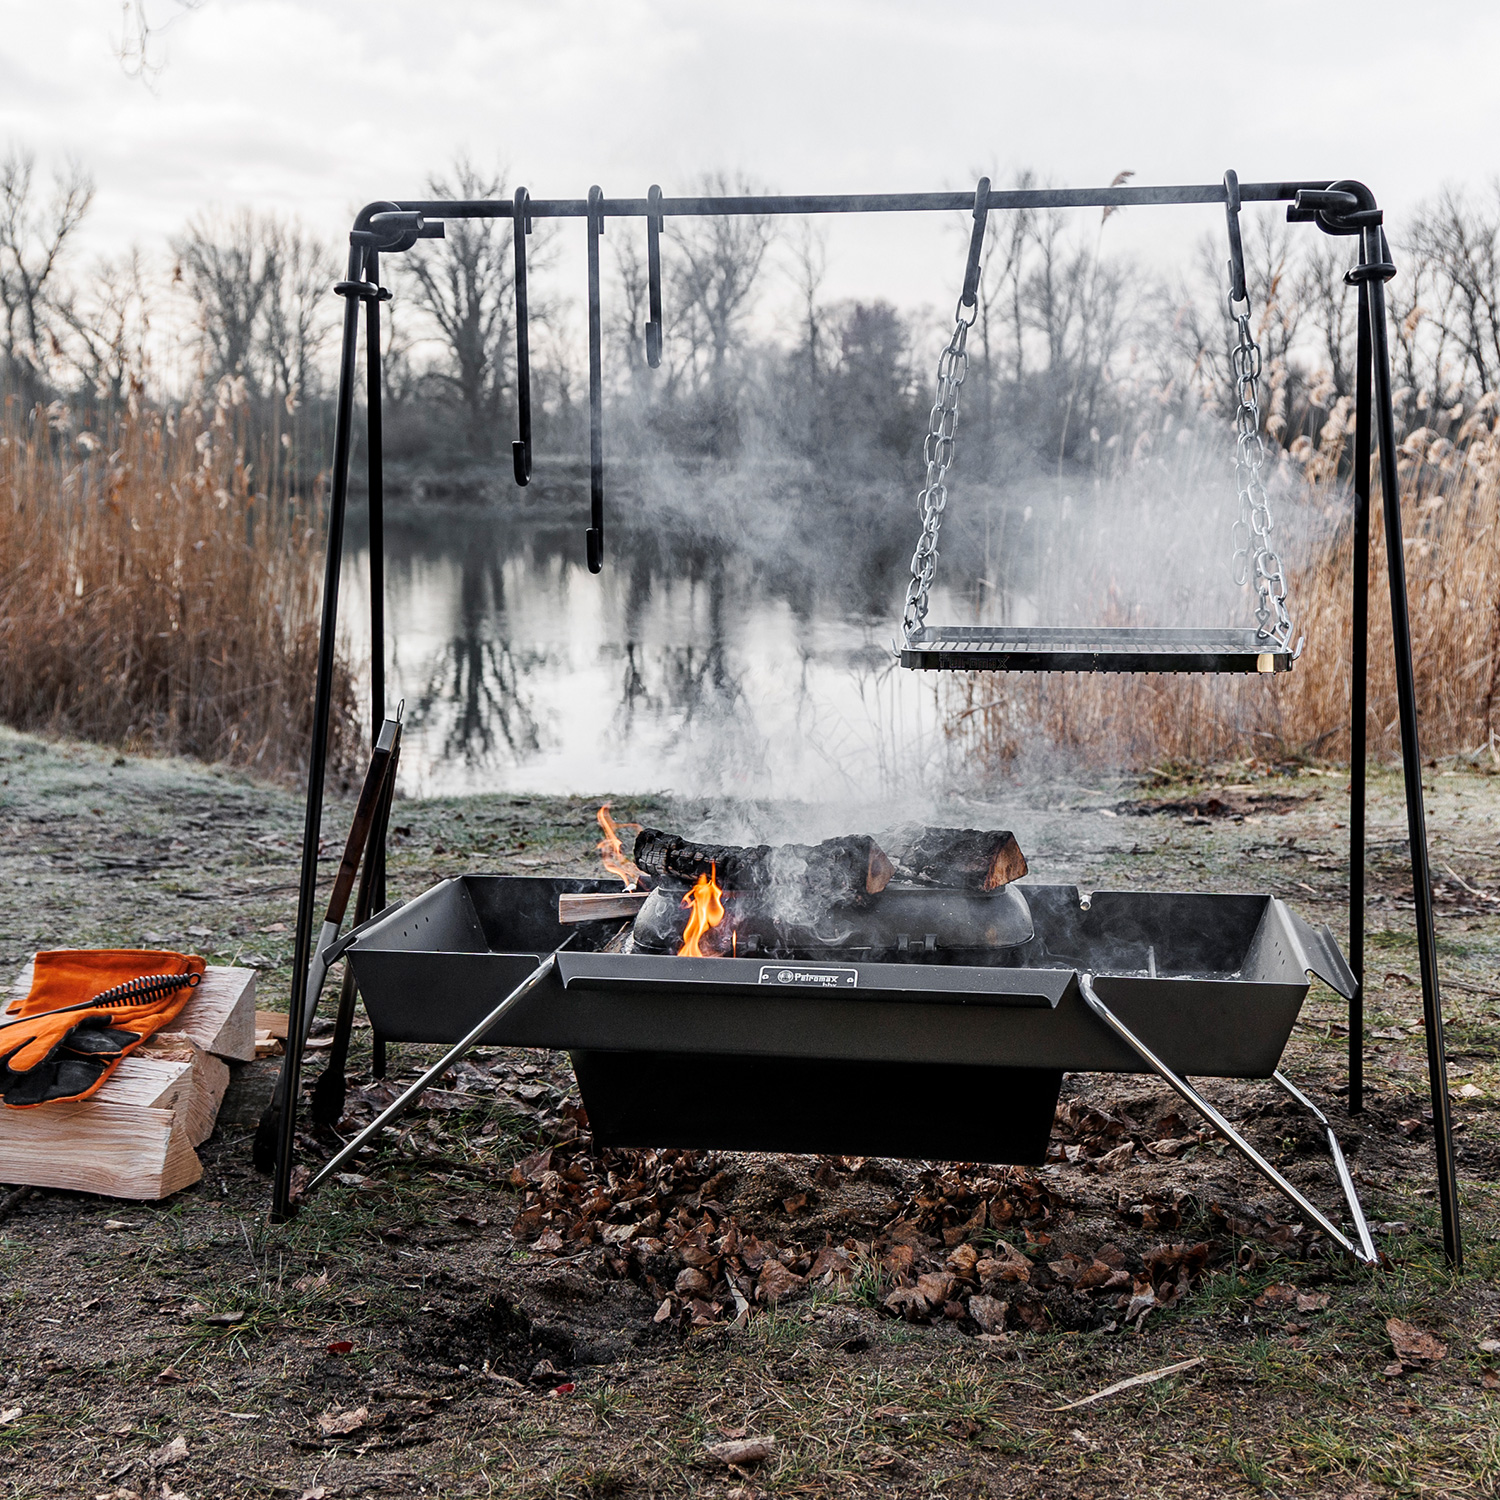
left=344, top=876, right=1355, bottom=1079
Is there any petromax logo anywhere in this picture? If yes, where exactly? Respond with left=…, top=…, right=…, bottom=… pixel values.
left=757, top=965, right=857, bottom=988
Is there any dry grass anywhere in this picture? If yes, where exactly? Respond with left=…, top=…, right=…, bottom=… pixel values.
left=945, top=397, right=1500, bottom=771
left=0, top=384, right=361, bottom=783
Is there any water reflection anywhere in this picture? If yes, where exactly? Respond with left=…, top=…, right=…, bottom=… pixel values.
left=344, top=512, right=944, bottom=799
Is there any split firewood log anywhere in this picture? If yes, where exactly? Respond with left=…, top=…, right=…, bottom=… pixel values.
left=631, top=829, right=894, bottom=903
left=882, top=826, right=1028, bottom=891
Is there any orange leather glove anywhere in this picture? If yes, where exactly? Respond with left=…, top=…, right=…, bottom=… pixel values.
left=1, top=950, right=206, bottom=1108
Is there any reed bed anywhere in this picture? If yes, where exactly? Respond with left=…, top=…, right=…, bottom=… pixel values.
left=944, top=398, right=1500, bottom=772
left=0, top=385, right=361, bottom=783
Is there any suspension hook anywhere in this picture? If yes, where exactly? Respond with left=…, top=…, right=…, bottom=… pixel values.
left=645, top=184, right=664, bottom=368
left=959, top=176, right=990, bottom=315
left=1223, top=168, right=1248, bottom=313
left=512, top=186, right=533, bottom=486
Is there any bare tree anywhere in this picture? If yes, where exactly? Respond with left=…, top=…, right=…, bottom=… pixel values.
left=172, top=209, right=277, bottom=391
left=54, top=249, right=153, bottom=406
left=665, top=173, right=777, bottom=392
left=0, top=149, right=94, bottom=398
left=117, top=0, right=210, bottom=83
left=261, top=219, right=337, bottom=403
left=402, top=159, right=535, bottom=453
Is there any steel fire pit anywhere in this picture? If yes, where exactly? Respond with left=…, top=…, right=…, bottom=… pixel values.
left=342, top=875, right=1355, bottom=1165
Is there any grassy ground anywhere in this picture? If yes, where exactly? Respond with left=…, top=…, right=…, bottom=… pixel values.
left=0, top=725, right=1497, bottom=1498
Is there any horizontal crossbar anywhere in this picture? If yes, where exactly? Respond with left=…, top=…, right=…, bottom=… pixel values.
left=375, top=180, right=1353, bottom=223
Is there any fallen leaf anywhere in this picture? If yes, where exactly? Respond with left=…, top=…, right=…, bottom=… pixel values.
left=299, top=1489, right=328, bottom=1500
left=533, top=1228, right=565, bottom=1254
left=1054, top=1356, right=1206, bottom=1411
left=101, top=1220, right=138, bottom=1233
left=653, top=1296, right=674, bottom=1324
left=676, top=1267, right=713, bottom=1298
left=150, top=1435, right=188, bottom=1468
left=0, top=1406, right=20, bottom=1424
left=186, top=925, right=212, bottom=938
left=293, top=1271, right=330, bottom=1294
left=1483, top=1371, right=1500, bottom=1391
left=1254, top=1284, right=1297, bottom=1309
left=180, top=1301, right=209, bottom=1320
left=548, top=1382, right=576, bottom=1397
left=326, top=1340, right=354, bottom=1355
left=883, top=1286, right=930, bottom=1321
left=1457, top=1083, right=1483, bottom=1099
left=968, top=1294, right=1008, bottom=1334
left=154, top=1368, right=184, bottom=1385
left=916, top=1271, right=956, bottom=1306
left=706, top=1437, right=775, bottom=1467
left=316, top=1405, right=369, bottom=1437
left=1388, top=1317, right=1448, bottom=1365
left=1478, top=1338, right=1500, bottom=1355
left=1296, top=1292, right=1331, bottom=1313
left=205, top=1310, right=246, bottom=1326
left=756, top=1260, right=804, bottom=1305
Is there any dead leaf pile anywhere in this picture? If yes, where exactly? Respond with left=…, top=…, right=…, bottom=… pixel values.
left=1048, top=1102, right=1206, bottom=1169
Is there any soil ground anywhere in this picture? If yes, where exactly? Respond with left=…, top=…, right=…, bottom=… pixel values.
left=0, top=724, right=1497, bottom=1499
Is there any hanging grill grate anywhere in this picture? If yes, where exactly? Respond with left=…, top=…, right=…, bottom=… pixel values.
left=898, top=171, right=1300, bottom=676
left=899, top=624, right=1295, bottom=674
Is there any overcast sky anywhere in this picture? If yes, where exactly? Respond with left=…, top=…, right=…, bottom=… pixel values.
left=3, top=0, right=1498, bottom=319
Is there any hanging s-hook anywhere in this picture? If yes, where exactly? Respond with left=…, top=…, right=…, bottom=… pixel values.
left=961, top=176, right=990, bottom=312
left=646, top=183, right=664, bottom=368
left=586, top=185, right=605, bottom=573
left=1224, top=168, right=1247, bottom=308
left=512, top=187, right=533, bottom=487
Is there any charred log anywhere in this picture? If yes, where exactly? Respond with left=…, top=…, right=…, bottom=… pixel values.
left=632, top=829, right=894, bottom=903
left=884, top=826, right=1028, bottom=891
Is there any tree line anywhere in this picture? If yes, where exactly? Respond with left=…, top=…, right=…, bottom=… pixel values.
left=7, top=148, right=1500, bottom=493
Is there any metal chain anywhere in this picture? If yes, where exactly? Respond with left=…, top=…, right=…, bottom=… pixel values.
left=902, top=297, right=977, bottom=641
left=1228, top=288, right=1294, bottom=650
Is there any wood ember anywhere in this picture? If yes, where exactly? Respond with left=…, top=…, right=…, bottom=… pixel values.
left=632, top=829, right=894, bottom=902
left=884, top=826, right=1028, bottom=891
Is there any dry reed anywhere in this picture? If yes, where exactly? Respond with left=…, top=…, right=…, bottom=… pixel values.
left=944, top=397, right=1500, bottom=772
left=0, top=383, right=361, bottom=782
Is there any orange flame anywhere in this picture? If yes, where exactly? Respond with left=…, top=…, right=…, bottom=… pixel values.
left=678, top=865, right=726, bottom=957
left=596, top=803, right=642, bottom=889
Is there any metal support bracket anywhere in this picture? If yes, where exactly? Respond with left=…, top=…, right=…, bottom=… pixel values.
left=1078, top=973, right=1377, bottom=1264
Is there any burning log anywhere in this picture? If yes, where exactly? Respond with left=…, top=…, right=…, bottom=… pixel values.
left=884, top=827, right=1028, bottom=892
left=631, top=829, right=894, bottom=904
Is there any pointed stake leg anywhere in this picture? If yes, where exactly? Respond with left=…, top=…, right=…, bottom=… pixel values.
left=1078, top=975, right=1375, bottom=1263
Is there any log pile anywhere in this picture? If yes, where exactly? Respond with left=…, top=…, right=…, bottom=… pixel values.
left=564, top=825, right=1030, bottom=928
left=0, top=962, right=256, bottom=1199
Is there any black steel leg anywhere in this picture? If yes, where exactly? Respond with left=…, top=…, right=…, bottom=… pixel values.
left=271, top=247, right=366, bottom=1223
left=1361, top=230, right=1463, bottom=1268
left=1348, top=276, right=1372, bottom=1113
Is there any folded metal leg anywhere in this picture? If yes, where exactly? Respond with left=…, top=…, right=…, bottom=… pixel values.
left=1078, top=974, right=1377, bottom=1264
left=1272, top=1070, right=1378, bottom=1264
left=298, top=940, right=572, bottom=1205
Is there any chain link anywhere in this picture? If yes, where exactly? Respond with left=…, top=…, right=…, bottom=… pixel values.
left=1228, top=290, right=1294, bottom=650
left=902, top=299, right=976, bottom=641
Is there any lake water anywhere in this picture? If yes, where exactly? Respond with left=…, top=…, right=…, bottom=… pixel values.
left=339, top=453, right=1273, bottom=802
left=344, top=510, right=958, bottom=801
